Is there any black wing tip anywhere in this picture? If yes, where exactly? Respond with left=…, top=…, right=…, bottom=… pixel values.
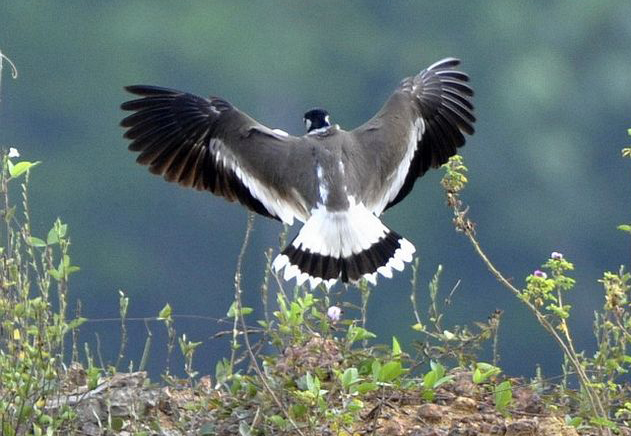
left=423, top=58, right=475, bottom=133
left=124, top=84, right=179, bottom=96
left=120, top=85, right=183, bottom=114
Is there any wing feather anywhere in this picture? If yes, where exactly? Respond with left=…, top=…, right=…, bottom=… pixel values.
left=120, top=85, right=310, bottom=224
left=351, top=58, right=475, bottom=214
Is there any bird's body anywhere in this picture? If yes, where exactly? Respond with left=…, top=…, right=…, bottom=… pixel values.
left=120, top=58, right=475, bottom=288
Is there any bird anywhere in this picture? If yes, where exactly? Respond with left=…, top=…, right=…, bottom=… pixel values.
left=120, top=57, right=475, bottom=289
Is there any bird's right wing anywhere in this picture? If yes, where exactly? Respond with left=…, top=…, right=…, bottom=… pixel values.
left=121, top=85, right=313, bottom=224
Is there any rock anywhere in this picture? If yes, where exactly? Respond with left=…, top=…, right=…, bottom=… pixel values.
left=48, top=371, right=168, bottom=435
left=451, top=370, right=478, bottom=396
left=418, top=403, right=445, bottom=421
left=505, top=419, right=538, bottom=436
left=512, top=385, right=544, bottom=415
left=452, top=396, right=477, bottom=412
left=537, top=417, right=579, bottom=436
left=411, top=428, right=448, bottom=436
left=447, top=422, right=480, bottom=436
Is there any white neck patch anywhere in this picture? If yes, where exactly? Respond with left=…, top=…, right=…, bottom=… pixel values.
left=308, top=125, right=331, bottom=135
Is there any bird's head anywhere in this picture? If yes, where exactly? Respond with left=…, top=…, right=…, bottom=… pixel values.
left=303, top=108, right=331, bottom=134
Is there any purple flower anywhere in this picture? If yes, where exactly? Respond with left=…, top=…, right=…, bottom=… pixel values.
left=327, top=306, right=342, bottom=322
left=551, top=252, right=563, bottom=260
left=534, top=270, right=548, bottom=279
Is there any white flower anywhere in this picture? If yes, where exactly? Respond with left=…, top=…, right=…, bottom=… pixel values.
left=8, top=147, right=19, bottom=158
left=327, top=306, right=342, bottom=322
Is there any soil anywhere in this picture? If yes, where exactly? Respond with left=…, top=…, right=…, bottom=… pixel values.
left=47, top=364, right=613, bottom=436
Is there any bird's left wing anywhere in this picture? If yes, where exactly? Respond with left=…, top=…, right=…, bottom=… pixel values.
left=120, top=85, right=312, bottom=224
left=350, top=58, right=475, bottom=215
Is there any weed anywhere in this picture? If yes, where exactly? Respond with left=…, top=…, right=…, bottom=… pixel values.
left=0, top=149, right=83, bottom=434
left=441, top=149, right=631, bottom=434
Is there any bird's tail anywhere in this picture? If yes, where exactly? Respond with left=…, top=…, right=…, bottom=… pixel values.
left=272, top=200, right=415, bottom=288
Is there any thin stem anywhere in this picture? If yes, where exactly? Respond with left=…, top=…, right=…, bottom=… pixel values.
left=72, top=299, right=81, bottom=363
left=448, top=193, right=609, bottom=428
left=234, top=212, right=305, bottom=436
left=409, top=257, right=423, bottom=326
left=0, top=50, right=19, bottom=104
left=260, top=247, right=273, bottom=327
left=2, top=158, right=11, bottom=259
left=491, top=313, right=501, bottom=367
left=138, top=318, right=152, bottom=372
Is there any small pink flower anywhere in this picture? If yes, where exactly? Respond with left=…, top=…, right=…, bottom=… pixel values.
left=534, top=270, right=547, bottom=279
left=327, top=306, right=342, bottom=322
left=551, top=252, right=563, bottom=260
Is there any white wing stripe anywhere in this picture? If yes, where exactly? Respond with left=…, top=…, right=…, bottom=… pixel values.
left=369, top=118, right=424, bottom=216
left=213, top=138, right=305, bottom=224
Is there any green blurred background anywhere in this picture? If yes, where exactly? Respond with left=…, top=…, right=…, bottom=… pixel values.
left=1, top=1, right=630, bottom=378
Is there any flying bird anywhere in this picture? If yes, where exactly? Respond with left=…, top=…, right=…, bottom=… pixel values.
left=120, top=57, right=475, bottom=288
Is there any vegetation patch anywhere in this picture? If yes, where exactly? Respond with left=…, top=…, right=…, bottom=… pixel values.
left=1, top=56, right=631, bottom=435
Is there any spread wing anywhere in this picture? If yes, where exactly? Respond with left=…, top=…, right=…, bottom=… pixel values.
left=350, top=58, right=475, bottom=215
left=120, top=85, right=312, bottom=224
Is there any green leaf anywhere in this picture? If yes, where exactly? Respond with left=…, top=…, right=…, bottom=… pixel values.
left=227, top=301, right=253, bottom=318
left=8, top=160, right=40, bottom=178
left=111, top=417, right=124, bottom=431
left=4, top=205, right=15, bottom=223
left=434, top=375, right=455, bottom=389
left=347, top=325, right=377, bottom=344
left=58, top=222, right=68, bottom=238
left=347, top=398, right=364, bottom=412
left=158, top=303, right=172, bottom=320
left=341, top=367, right=359, bottom=389
left=618, top=224, right=631, bottom=234
left=86, top=366, right=101, bottom=390
left=227, top=302, right=237, bottom=317
left=378, top=360, right=405, bottom=383
left=392, top=336, right=402, bottom=357
left=565, top=416, right=583, bottom=428
left=305, top=372, right=321, bottom=395
left=356, top=382, right=377, bottom=394
left=589, top=416, right=618, bottom=429
left=28, top=236, right=47, bottom=247
left=67, top=317, right=87, bottom=329
left=48, top=268, right=62, bottom=280
left=422, top=389, right=435, bottom=401
left=371, top=360, right=382, bottom=381
left=46, top=227, right=59, bottom=245
left=494, top=380, right=512, bottom=415
left=267, top=415, right=286, bottom=430
left=3, top=421, right=16, bottom=436
left=473, top=362, right=501, bottom=384
left=472, top=367, right=484, bottom=383
left=291, top=403, right=308, bottom=419
left=423, top=370, right=437, bottom=389
left=430, top=361, right=445, bottom=378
